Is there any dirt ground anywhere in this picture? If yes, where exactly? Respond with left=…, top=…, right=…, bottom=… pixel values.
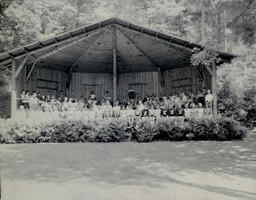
left=0, top=133, right=256, bottom=200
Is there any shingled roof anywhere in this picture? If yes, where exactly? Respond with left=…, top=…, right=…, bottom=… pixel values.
left=0, top=18, right=235, bottom=73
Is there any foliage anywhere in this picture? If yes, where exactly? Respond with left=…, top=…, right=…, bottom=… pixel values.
left=0, top=112, right=247, bottom=144
left=217, top=45, right=256, bottom=127
left=190, top=47, right=221, bottom=67
left=1, top=0, right=255, bottom=52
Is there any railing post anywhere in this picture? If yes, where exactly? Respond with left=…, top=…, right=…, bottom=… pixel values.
left=211, top=61, right=217, bottom=117
left=112, top=25, right=117, bottom=104
left=11, top=59, right=17, bottom=118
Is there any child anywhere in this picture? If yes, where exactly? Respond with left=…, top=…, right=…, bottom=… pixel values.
left=205, top=89, right=213, bottom=108
left=113, top=101, right=121, bottom=118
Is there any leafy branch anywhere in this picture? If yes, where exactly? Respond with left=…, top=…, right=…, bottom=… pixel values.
left=190, top=47, right=221, bottom=67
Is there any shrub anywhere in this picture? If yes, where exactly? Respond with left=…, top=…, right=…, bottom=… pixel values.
left=0, top=113, right=247, bottom=144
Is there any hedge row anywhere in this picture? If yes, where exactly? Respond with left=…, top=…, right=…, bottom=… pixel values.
left=0, top=117, right=247, bottom=144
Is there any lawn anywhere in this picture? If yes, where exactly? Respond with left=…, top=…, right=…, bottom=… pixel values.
left=0, top=132, right=256, bottom=200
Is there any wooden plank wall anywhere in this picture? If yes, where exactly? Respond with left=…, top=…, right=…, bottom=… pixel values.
left=15, top=66, right=211, bottom=100
left=69, top=72, right=113, bottom=100
left=117, top=71, right=160, bottom=99
left=163, top=66, right=211, bottom=95
left=15, top=67, right=68, bottom=97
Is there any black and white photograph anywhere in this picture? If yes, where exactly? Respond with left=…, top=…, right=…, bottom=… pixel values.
left=0, top=0, right=255, bottom=199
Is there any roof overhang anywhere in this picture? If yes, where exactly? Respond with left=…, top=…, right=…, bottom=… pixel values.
left=0, top=18, right=236, bottom=73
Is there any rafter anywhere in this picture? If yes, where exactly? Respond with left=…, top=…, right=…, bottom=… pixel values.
left=118, top=28, right=165, bottom=87
left=25, top=61, right=37, bottom=82
left=117, top=28, right=158, bottom=70
left=25, top=29, right=106, bottom=82
left=66, top=27, right=111, bottom=88
left=15, top=55, right=29, bottom=78
left=205, top=65, right=213, bottom=76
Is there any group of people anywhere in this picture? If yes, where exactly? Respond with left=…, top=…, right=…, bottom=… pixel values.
left=18, top=89, right=214, bottom=118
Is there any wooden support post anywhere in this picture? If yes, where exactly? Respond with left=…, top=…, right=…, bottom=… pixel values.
left=224, top=9, right=227, bottom=52
left=201, top=0, right=205, bottom=44
left=211, top=61, right=217, bottom=117
left=112, top=25, right=117, bottom=105
left=11, top=59, right=17, bottom=118
left=157, top=67, right=164, bottom=95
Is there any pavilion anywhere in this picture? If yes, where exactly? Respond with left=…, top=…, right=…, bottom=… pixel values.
left=0, top=18, right=235, bottom=118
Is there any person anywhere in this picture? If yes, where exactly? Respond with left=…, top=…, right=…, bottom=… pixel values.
left=197, top=103, right=204, bottom=118
left=30, top=91, right=38, bottom=111
left=22, top=90, right=30, bottom=110
left=168, top=105, right=176, bottom=117
left=113, top=101, right=121, bottom=117
left=63, top=97, right=69, bottom=111
left=89, top=90, right=96, bottom=101
left=160, top=97, right=168, bottom=117
left=105, top=100, right=112, bottom=118
left=195, top=90, right=205, bottom=107
left=135, top=100, right=144, bottom=116
left=58, top=90, right=65, bottom=103
left=205, top=89, right=213, bottom=108
left=177, top=104, right=184, bottom=117
left=78, top=96, right=85, bottom=111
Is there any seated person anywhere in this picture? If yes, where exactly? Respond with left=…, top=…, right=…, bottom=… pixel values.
left=195, top=90, right=205, bottom=107
left=168, top=105, right=176, bottom=117
left=135, top=100, right=144, bottom=116
left=159, top=97, right=168, bottom=117
left=184, top=103, right=191, bottom=117
left=89, top=90, right=96, bottom=101
left=176, top=105, right=184, bottom=117
left=180, top=92, right=188, bottom=105
left=58, top=90, right=65, bottom=103
left=120, top=97, right=128, bottom=110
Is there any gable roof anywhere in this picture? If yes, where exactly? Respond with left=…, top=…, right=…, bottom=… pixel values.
left=0, top=18, right=235, bottom=73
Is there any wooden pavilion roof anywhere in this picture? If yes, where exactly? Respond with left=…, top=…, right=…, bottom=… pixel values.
left=0, top=18, right=235, bottom=73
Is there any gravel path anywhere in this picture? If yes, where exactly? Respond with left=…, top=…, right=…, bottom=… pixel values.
left=1, top=133, right=256, bottom=200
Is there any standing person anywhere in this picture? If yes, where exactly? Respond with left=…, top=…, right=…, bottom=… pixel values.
left=205, top=89, right=213, bottom=108
left=23, top=90, right=30, bottom=110
left=20, top=90, right=26, bottom=108
left=30, top=91, right=38, bottom=111
left=113, top=101, right=121, bottom=118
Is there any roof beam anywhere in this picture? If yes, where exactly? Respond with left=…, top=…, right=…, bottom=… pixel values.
left=117, top=28, right=165, bottom=87
left=30, top=29, right=105, bottom=65
left=25, top=61, right=36, bottom=82
left=66, top=27, right=111, bottom=88
left=0, top=28, right=104, bottom=66
left=116, top=24, right=192, bottom=58
left=15, top=55, right=29, bottom=78
left=117, top=28, right=158, bottom=71
left=24, top=29, right=107, bottom=82
left=205, top=65, right=213, bottom=76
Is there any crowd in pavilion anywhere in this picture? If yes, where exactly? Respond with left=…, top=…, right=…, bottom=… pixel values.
left=18, top=88, right=214, bottom=119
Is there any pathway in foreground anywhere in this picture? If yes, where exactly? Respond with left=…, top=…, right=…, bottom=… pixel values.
left=1, top=134, right=256, bottom=200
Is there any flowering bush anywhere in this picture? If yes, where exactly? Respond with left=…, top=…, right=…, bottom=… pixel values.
left=0, top=112, right=247, bottom=144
